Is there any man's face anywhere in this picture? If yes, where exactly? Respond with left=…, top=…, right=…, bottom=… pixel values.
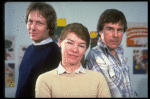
left=99, top=22, right=124, bottom=50
left=27, top=11, right=50, bottom=44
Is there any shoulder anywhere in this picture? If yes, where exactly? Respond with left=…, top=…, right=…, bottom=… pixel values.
left=38, top=68, right=58, bottom=79
left=47, top=42, right=59, bottom=48
left=85, top=45, right=104, bottom=62
left=85, top=47, right=96, bottom=60
left=25, top=44, right=34, bottom=51
left=84, top=69, right=105, bottom=79
left=36, top=68, right=58, bottom=86
left=44, top=42, right=60, bottom=52
left=21, top=44, right=34, bottom=56
left=87, top=45, right=104, bottom=58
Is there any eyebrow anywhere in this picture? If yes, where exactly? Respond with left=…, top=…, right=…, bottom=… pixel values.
left=106, top=26, right=123, bottom=30
left=106, top=26, right=114, bottom=29
left=67, top=39, right=86, bottom=45
left=28, top=19, right=42, bottom=23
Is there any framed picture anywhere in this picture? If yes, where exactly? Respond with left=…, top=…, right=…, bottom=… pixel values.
left=133, top=50, right=148, bottom=74
left=5, top=63, right=15, bottom=88
left=5, top=36, right=15, bottom=60
left=126, top=22, right=148, bottom=47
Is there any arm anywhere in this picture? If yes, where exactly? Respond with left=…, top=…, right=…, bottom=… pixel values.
left=84, top=50, right=102, bottom=73
left=124, top=57, right=138, bottom=97
left=35, top=75, right=52, bottom=98
left=97, top=73, right=111, bottom=98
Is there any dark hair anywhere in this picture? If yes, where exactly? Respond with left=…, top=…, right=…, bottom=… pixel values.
left=97, top=9, right=127, bottom=34
left=25, top=2, right=57, bottom=39
left=59, top=23, right=90, bottom=49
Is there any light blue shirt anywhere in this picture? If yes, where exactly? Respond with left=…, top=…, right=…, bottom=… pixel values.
left=34, top=37, right=53, bottom=46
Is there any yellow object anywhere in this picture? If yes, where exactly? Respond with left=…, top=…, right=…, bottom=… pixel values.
left=90, top=31, right=97, bottom=38
left=135, top=65, right=138, bottom=69
left=57, top=18, right=66, bottom=26
left=9, top=81, right=15, bottom=87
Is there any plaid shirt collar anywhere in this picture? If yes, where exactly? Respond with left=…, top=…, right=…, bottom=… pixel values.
left=97, top=38, right=124, bottom=57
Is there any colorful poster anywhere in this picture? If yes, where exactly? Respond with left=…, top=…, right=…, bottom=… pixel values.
left=55, top=18, right=66, bottom=44
left=90, top=31, right=98, bottom=49
left=5, top=63, right=15, bottom=88
left=133, top=50, right=148, bottom=74
left=5, top=36, right=15, bottom=60
left=126, top=22, right=148, bottom=47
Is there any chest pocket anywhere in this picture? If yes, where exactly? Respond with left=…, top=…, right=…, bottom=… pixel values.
left=95, top=56, right=116, bottom=82
left=108, top=67, right=117, bottom=82
left=95, top=54, right=125, bottom=84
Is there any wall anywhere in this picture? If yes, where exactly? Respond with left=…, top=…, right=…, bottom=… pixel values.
left=5, top=2, right=148, bottom=97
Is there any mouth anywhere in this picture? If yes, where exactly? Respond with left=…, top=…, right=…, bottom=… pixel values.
left=68, top=54, right=79, bottom=59
left=29, top=32, right=38, bottom=36
left=110, top=40, right=118, bottom=43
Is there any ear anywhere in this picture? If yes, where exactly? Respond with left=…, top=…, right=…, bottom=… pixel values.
left=99, top=31, right=103, bottom=36
left=58, top=39, right=62, bottom=48
left=99, top=31, right=104, bottom=40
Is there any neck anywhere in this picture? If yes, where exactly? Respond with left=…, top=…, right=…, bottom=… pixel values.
left=61, top=61, right=80, bottom=73
left=33, top=37, right=51, bottom=45
left=108, top=48, right=116, bottom=56
left=109, top=48, right=120, bottom=62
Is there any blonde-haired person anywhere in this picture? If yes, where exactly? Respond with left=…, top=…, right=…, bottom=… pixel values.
left=15, top=2, right=61, bottom=98
left=35, top=23, right=111, bottom=98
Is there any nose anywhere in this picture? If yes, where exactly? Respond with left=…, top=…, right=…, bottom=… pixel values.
left=71, top=45, right=78, bottom=53
left=113, top=30, right=118, bottom=37
left=31, top=23, right=36, bottom=30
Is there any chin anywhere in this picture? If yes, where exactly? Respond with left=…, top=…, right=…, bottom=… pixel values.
left=68, top=60, right=79, bottom=65
left=110, top=45, right=119, bottom=49
left=32, top=38, right=42, bottom=43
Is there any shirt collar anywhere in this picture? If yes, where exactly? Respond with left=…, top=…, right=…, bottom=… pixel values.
left=34, top=37, right=53, bottom=46
left=97, top=38, right=124, bottom=55
left=57, top=62, right=86, bottom=74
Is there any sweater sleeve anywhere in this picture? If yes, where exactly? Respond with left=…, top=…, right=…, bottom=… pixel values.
left=97, top=73, right=111, bottom=98
left=35, top=74, right=52, bottom=98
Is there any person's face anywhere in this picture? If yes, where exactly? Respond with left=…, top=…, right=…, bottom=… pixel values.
left=58, top=32, right=87, bottom=66
left=99, top=22, right=124, bottom=50
left=27, top=11, right=50, bottom=44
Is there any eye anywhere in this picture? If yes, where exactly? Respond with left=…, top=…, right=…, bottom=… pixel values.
left=79, top=45, right=84, bottom=48
left=79, top=45, right=85, bottom=48
left=37, top=22, right=43, bottom=25
left=67, top=42, right=72, bottom=44
left=108, top=28, right=112, bottom=30
left=118, top=29, right=123, bottom=33
left=106, top=27, right=114, bottom=32
left=27, top=20, right=33, bottom=24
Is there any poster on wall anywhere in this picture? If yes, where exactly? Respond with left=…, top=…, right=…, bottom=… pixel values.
left=133, top=49, right=148, bottom=74
left=90, top=31, right=98, bottom=49
left=126, top=22, right=148, bottom=47
left=55, top=18, right=66, bottom=44
left=5, top=63, right=15, bottom=88
left=18, top=45, right=30, bottom=66
left=5, top=36, right=15, bottom=60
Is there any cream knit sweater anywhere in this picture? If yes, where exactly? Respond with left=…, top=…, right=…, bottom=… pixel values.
left=35, top=68, right=111, bottom=98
